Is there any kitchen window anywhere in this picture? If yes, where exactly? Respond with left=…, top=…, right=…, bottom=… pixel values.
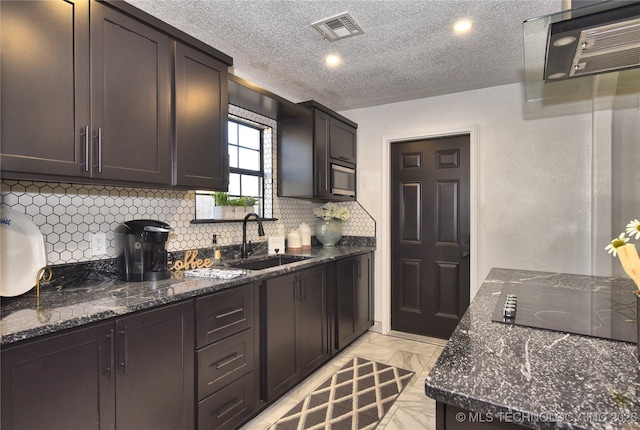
left=194, top=116, right=272, bottom=221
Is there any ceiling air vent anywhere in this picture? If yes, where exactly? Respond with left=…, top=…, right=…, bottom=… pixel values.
left=311, top=12, right=364, bottom=41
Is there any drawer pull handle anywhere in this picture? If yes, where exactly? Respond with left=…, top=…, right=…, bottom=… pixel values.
left=207, top=318, right=244, bottom=335
left=214, top=353, right=244, bottom=369
left=215, top=398, right=243, bottom=419
left=215, top=308, right=244, bottom=319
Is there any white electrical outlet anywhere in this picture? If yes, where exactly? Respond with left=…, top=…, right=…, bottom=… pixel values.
left=92, top=232, right=106, bottom=256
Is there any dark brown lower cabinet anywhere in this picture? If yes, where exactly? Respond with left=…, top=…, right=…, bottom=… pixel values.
left=115, top=301, right=194, bottom=430
left=1, top=301, right=194, bottom=430
left=1, top=322, right=114, bottom=430
left=336, top=252, right=373, bottom=350
left=1, top=258, right=373, bottom=430
left=261, top=265, right=329, bottom=402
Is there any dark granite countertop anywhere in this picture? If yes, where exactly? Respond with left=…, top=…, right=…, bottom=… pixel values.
left=0, top=245, right=374, bottom=346
left=425, top=268, right=640, bottom=430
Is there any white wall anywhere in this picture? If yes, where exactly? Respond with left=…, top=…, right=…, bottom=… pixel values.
left=612, top=97, right=640, bottom=277
left=342, top=82, right=602, bottom=328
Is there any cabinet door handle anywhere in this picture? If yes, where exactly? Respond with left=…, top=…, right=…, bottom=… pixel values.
left=119, top=326, right=128, bottom=374
left=81, top=126, right=90, bottom=172
left=94, top=128, right=103, bottom=173
left=301, top=275, right=307, bottom=300
left=106, top=329, right=115, bottom=380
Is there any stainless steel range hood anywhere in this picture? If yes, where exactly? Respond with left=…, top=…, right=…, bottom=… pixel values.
left=524, top=0, right=640, bottom=102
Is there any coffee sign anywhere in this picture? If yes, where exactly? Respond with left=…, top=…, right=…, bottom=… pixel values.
left=170, top=250, right=214, bottom=271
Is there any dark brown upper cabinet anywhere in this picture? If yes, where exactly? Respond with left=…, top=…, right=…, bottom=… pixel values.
left=278, top=100, right=357, bottom=201
left=1, top=1, right=171, bottom=185
left=328, top=113, right=357, bottom=164
left=0, top=0, right=232, bottom=190
left=174, top=43, right=229, bottom=190
left=90, top=1, right=172, bottom=185
left=1, top=0, right=91, bottom=179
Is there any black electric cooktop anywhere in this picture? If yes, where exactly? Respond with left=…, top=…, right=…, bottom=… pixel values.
left=492, top=284, right=637, bottom=343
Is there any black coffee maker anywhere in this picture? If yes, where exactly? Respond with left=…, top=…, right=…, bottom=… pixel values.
left=115, top=220, right=173, bottom=282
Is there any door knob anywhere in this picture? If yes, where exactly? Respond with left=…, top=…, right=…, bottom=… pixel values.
left=461, top=251, right=470, bottom=259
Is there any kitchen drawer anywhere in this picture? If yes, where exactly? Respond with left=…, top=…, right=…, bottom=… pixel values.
left=197, top=328, right=254, bottom=400
left=198, top=372, right=254, bottom=430
left=196, top=283, right=253, bottom=348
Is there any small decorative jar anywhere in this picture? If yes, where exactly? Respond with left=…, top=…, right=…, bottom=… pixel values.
left=299, top=223, right=312, bottom=249
left=287, top=229, right=302, bottom=251
left=315, top=218, right=343, bottom=247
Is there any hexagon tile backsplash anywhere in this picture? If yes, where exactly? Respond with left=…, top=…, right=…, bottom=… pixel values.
left=0, top=180, right=375, bottom=265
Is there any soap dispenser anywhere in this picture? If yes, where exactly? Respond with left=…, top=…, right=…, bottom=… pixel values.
left=211, top=234, right=221, bottom=266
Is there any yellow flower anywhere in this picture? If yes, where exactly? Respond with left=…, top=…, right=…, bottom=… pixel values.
left=605, top=233, right=629, bottom=257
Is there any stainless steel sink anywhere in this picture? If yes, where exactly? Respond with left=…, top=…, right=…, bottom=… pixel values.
left=228, top=255, right=311, bottom=270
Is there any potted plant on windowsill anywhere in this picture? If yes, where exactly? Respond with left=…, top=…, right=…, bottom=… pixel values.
left=212, top=192, right=235, bottom=220
left=229, top=196, right=259, bottom=219
left=242, top=196, right=258, bottom=217
left=229, top=197, right=245, bottom=219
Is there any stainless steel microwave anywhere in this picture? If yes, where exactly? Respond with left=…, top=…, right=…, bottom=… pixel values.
left=331, top=164, right=355, bottom=197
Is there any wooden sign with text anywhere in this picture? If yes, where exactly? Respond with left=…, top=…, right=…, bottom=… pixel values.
left=170, top=250, right=214, bottom=271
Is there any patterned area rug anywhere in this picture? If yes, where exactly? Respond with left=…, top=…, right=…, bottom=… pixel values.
left=271, top=357, right=414, bottom=430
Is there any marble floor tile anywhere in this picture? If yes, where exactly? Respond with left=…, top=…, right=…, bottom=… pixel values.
left=394, top=385, right=435, bottom=415
left=346, top=341, right=400, bottom=363
left=387, top=349, right=432, bottom=372
left=376, top=404, right=399, bottom=429
left=328, top=349, right=356, bottom=368
left=239, top=417, right=271, bottom=430
left=383, top=406, right=436, bottom=430
left=369, top=335, right=442, bottom=358
left=413, top=346, right=445, bottom=389
left=388, top=330, right=448, bottom=347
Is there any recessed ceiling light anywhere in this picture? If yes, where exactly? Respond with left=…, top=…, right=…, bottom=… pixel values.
left=453, top=19, right=473, bottom=33
left=325, top=54, right=342, bottom=67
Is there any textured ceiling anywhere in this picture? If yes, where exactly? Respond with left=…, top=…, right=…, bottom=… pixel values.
left=125, top=0, right=563, bottom=111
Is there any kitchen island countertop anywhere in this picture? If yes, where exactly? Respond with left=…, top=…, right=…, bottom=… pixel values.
left=425, top=268, right=640, bottom=430
left=1, top=245, right=374, bottom=346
